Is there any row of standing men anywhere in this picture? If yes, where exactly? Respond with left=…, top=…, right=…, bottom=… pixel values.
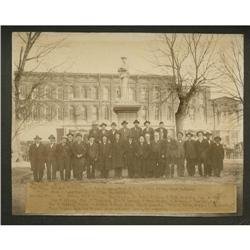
left=28, top=120, right=224, bottom=182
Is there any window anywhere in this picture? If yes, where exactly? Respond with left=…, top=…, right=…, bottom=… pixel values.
left=103, top=86, right=109, bottom=100
left=58, top=105, right=64, bottom=121
left=116, top=86, right=121, bottom=99
left=33, top=105, right=40, bottom=121
left=57, top=87, right=63, bottom=100
left=32, top=88, right=38, bottom=99
left=39, top=105, right=45, bottom=120
left=128, top=87, right=136, bottom=101
left=167, top=106, right=173, bottom=121
left=92, top=86, right=98, bottom=99
left=63, top=86, right=69, bottom=100
left=51, top=87, right=56, bottom=99
left=153, top=87, right=160, bottom=101
left=73, top=86, right=80, bottom=99
left=141, top=106, right=147, bottom=120
left=69, top=105, right=75, bottom=121
left=155, top=104, right=160, bottom=120
left=81, top=86, right=87, bottom=99
left=51, top=105, right=57, bottom=120
left=45, top=86, right=51, bottom=99
left=38, top=86, right=44, bottom=99
left=104, top=105, right=109, bottom=120
left=92, top=106, right=99, bottom=121
left=45, top=105, right=51, bottom=121
left=81, top=105, right=87, bottom=120
left=63, top=105, right=69, bottom=120
left=68, top=86, right=74, bottom=99
left=141, top=87, right=147, bottom=101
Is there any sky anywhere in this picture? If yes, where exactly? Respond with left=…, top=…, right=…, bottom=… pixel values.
left=12, top=32, right=243, bottom=98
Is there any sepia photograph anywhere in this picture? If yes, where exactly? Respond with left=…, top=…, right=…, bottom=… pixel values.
left=10, top=31, right=243, bottom=216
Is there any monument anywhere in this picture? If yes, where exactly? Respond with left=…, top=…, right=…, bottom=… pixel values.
left=113, top=57, right=141, bottom=123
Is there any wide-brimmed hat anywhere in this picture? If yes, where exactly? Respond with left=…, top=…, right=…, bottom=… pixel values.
left=186, top=132, right=193, bottom=137
left=111, top=122, right=117, bottom=126
left=214, top=136, right=222, bottom=142
left=159, top=121, right=164, bottom=125
left=133, top=119, right=140, bottom=124
left=48, top=134, right=55, bottom=139
left=61, top=135, right=68, bottom=140
left=100, top=122, right=107, bottom=127
left=34, top=135, right=42, bottom=140
left=144, top=120, right=150, bottom=125
left=121, top=120, right=128, bottom=125
left=206, top=131, right=212, bottom=136
left=196, top=131, right=204, bottom=136
left=66, top=132, right=74, bottom=137
left=88, top=134, right=95, bottom=140
left=177, top=131, right=184, bottom=136
left=75, top=132, right=82, bottom=137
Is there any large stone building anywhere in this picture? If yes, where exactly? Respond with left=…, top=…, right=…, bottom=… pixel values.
left=17, top=71, right=216, bottom=142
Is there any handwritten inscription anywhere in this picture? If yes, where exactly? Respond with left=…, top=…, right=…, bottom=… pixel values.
left=25, top=182, right=236, bottom=215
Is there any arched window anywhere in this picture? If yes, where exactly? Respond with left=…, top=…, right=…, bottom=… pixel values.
left=58, top=105, right=64, bottom=121
left=103, top=86, right=109, bottom=100
left=104, top=105, right=110, bottom=120
left=116, top=86, right=121, bottom=99
left=81, top=86, right=87, bottom=99
left=155, top=104, right=160, bottom=120
left=92, top=86, right=98, bottom=99
left=128, top=87, right=136, bottom=101
left=57, top=87, right=63, bottom=100
left=92, top=106, right=99, bottom=121
left=81, top=105, right=87, bottom=120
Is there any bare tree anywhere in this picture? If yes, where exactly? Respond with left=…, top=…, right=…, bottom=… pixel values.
left=215, top=37, right=243, bottom=104
left=12, top=32, right=66, bottom=161
left=151, top=33, right=217, bottom=132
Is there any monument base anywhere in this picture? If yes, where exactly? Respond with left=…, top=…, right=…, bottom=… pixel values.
left=113, top=104, right=141, bottom=124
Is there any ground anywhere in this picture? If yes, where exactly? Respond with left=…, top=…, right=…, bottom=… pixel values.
left=12, top=160, right=243, bottom=215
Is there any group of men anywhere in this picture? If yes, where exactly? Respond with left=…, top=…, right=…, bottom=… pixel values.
left=28, top=120, right=224, bottom=182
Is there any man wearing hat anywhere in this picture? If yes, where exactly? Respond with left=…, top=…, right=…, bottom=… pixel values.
left=108, top=122, right=118, bottom=143
left=184, top=132, right=197, bottom=176
left=44, top=135, right=58, bottom=181
left=195, top=131, right=209, bottom=176
left=119, top=120, right=130, bottom=143
left=66, top=132, right=74, bottom=179
left=71, top=133, right=87, bottom=180
left=143, top=121, right=154, bottom=140
left=155, top=122, right=168, bottom=141
left=176, top=131, right=185, bottom=177
left=129, top=120, right=142, bottom=142
left=86, top=135, right=99, bottom=179
left=205, top=131, right=214, bottom=177
left=56, top=136, right=72, bottom=181
left=99, top=122, right=109, bottom=141
left=89, top=122, right=100, bottom=143
left=28, top=135, right=45, bottom=182
left=211, top=136, right=224, bottom=177
left=99, top=135, right=112, bottom=178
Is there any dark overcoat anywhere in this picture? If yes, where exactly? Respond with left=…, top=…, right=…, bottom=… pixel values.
left=129, top=127, right=143, bottom=142
left=184, top=139, right=197, bottom=159
left=28, top=143, right=45, bottom=170
left=89, top=128, right=100, bottom=143
left=211, top=143, right=224, bottom=170
left=119, top=128, right=130, bottom=142
left=155, top=127, right=168, bottom=140
left=124, top=141, right=137, bottom=168
left=98, top=141, right=112, bottom=170
left=71, top=141, right=87, bottom=170
left=142, top=127, right=154, bottom=140
left=195, top=139, right=209, bottom=161
left=111, top=139, right=125, bottom=169
left=108, top=129, right=118, bottom=143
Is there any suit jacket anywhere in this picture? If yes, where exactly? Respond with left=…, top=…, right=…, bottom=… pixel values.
left=129, top=127, right=143, bottom=142
left=176, top=140, right=185, bottom=158
left=164, top=139, right=178, bottom=158
left=184, top=139, right=196, bottom=159
left=99, top=129, right=109, bottom=141
left=155, top=127, right=168, bottom=140
left=151, top=140, right=165, bottom=160
left=211, top=143, right=224, bottom=170
left=142, top=127, right=154, bottom=140
left=89, top=128, right=100, bottom=142
left=195, top=139, right=209, bottom=160
left=56, top=143, right=71, bottom=160
left=28, top=143, right=45, bottom=169
left=108, top=129, right=118, bottom=143
left=44, top=143, right=57, bottom=162
left=124, top=141, right=137, bottom=161
left=86, top=142, right=99, bottom=161
left=119, top=127, right=130, bottom=142
left=111, top=139, right=125, bottom=168
left=71, top=141, right=87, bottom=159
left=135, top=142, right=148, bottom=159
left=206, top=139, right=214, bottom=163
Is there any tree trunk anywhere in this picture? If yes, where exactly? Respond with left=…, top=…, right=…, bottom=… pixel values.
left=175, top=98, right=189, bottom=133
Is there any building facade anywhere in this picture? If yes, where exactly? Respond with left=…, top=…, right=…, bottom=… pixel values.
left=18, top=71, right=212, bottom=141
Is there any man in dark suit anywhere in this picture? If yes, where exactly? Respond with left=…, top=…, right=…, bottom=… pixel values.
left=176, top=132, right=185, bottom=177
left=130, top=119, right=142, bottom=143
left=99, top=123, right=109, bottom=141
left=71, top=133, right=87, bottom=180
left=124, top=135, right=137, bottom=178
left=28, top=135, right=45, bottom=182
left=135, top=135, right=147, bottom=177
left=195, top=131, right=209, bottom=177
left=155, top=121, right=168, bottom=141
left=151, top=131, right=165, bottom=178
left=111, top=132, right=125, bottom=178
left=144, top=133, right=153, bottom=177
left=205, top=131, right=214, bottom=177
left=56, top=136, right=71, bottom=181
left=44, top=134, right=58, bottom=181
left=142, top=121, right=154, bottom=140
left=119, top=120, right=130, bottom=143
left=99, top=135, right=112, bottom=178
left=86, top=135, right=99, bottom=179
left=89, top=122, right=100, bottom=143
left=184, top=132, right=197, bottom=176
left=211, top=136, right=224, bottom=177
left=67, top=132, right=74, bottom=179
left=109, top=122, right=118, bottom=143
